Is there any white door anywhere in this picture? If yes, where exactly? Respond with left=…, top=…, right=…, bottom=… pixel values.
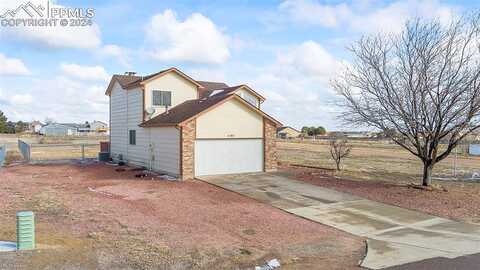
left=195, top=139, right=263, bottom=176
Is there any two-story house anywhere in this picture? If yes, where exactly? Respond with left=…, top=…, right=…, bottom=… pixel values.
left=105, top=67, right=281, bottom=180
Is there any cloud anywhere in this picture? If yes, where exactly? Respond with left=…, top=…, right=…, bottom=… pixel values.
left=0, top=0, right=101, bottom=49
left=11, top=94, right=33, bottom=105
left=145, top=9, right=230, bottom=64
left=0, top=53, right=30, bottom=75
left=60, top=63, right=109, bottom=82
left=278, top=0, right=458, bottom=34
left=185, top=41, right=344, bottom=129
left=100, top=44, right=131, bottom=68
left=276, top=41, right=343, bottom=81
left=0, top=76, right=109, bottom=123
left=279, top=0, right=350, bottom=28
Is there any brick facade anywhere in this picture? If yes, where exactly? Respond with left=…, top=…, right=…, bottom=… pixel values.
left=181, top=118, right=196, bottom=180
left=264, top=118, right=278, bottom=171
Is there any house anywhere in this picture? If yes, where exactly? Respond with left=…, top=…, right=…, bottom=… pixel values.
left=328, top=131, right=374, bottom=138
left=277, top=126, right=301, bottom=139
left=91, top=120, right=108, bottom=133
left=28, top=121, right=43, bottom=133
left=77, top=122, right=91, bottom=134
left=40, top=123, right=80, bottom=136
left=105, top=67, right=281, bottom=180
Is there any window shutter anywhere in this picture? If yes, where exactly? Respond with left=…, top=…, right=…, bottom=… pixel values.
left=164, top=91, right=172, bottom=106
left=153, top=91, right=161, bottom=106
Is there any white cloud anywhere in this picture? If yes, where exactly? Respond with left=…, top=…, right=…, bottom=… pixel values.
left=145, top=9, right=230, bottom=64
left=279, top=0, right=458, bottom=34
left=0, top=76, right=109, bottom=123
left=0, top=53, right=30, bottom=75
left=11, top=94, right=33, bottom=105
left=279, top=0, right=350, bottom=28
left=0, top=0, right=101, bottom=49
left=100, top=44, right=131, bottom=68
left=60, top=63, right=109, bottom=82
left=277, top=41, right=343, bottom=80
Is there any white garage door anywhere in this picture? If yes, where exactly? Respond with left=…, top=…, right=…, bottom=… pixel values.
left=195, top=139, right=263, bottom=176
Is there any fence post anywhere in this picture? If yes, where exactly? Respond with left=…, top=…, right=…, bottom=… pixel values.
left=27, top=143, right=31, bottom=161
left=18, top=140, right=31, bottom=162
left=81, top=144, right=85, bottom=160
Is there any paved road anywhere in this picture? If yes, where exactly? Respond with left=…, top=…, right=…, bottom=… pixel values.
left=200, top=173, right=480, bottom=270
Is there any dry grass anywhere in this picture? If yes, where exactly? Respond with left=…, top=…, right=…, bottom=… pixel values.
left=278, top=139, right=480, bottom=184
left=29, top=145, right=100, bottom=160
left=0, top=134, right=106, bottom=162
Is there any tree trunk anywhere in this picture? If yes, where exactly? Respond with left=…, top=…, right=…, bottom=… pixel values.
left=336, top=160, right=341, bottom=171
left=422, top=162, right=433, bottom=186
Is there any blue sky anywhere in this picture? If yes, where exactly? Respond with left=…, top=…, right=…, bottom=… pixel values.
left=0, top=0, right=476, bottom=130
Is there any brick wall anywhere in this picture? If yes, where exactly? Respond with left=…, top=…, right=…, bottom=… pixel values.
left=264, top=118, right=278, bottom=171
left=181, top=118, right=196, bottom=180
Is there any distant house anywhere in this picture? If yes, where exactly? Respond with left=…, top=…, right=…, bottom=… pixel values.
left=328, top=131, right=374, bottom=138
left=40, top=123, right=76, bottom=136
left=28, top=121, right=43, bottom=133
left=76, top=122, right=91, bottom=134
left=277, top=126, right=301, bottom=139
left=90, top=120, right=108, bottom=133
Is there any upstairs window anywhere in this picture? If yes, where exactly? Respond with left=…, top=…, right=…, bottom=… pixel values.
left=152, top=90, right=172, bottom=106
left=129, top=130, right=136, bottom=145
left=238, top=91, right=258, bottom=107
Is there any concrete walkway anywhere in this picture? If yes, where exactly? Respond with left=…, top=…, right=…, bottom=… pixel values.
left=199, top=173, right=480, bottom=269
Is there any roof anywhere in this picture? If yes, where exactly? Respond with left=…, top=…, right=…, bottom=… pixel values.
left=105, top=68, right=202, bottom=95
left=140, top=91, right=281, bottom=128
left=277, top=126, right=300, bottom=133
left=197, top=80, right=229, bottom=98
left=140, top=92, right=234, bottom=127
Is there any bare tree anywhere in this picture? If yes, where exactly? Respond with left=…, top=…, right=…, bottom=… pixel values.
left=332, top=15, right=480, bottom=186
left=329, top=139, right=352, bottom=170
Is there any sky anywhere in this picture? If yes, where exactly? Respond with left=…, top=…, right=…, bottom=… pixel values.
left=0, top=0, right=476, bottom=130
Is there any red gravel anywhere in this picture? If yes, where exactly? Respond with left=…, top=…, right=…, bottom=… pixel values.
left=284, top=166, right=480, bottom=223
left=0, top=163, right=365, bottom=269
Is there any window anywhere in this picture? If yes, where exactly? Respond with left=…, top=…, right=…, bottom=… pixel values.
left=129, top=130, right=136, bottom=145
left=152, top=90, right=172, bottom=106
left=238, top=92, right=258, bottom=107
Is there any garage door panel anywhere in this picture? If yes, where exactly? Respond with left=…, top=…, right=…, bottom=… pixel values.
left=195, top=139, right=263, bottom=176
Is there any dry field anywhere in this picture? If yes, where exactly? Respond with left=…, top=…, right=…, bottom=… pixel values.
left=278, top=139, right=480, bottom=183
left=0, top=163, right=364, bottom=269
left=0, top=134, right=107, bottom=163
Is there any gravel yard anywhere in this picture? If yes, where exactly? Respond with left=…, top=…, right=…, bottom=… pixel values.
left=0, top=163, right=364, bottom=269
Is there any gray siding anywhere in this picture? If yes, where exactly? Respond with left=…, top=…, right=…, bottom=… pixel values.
left=150, top=127, right=180, bottom=175
left=110, top=82, right=128, bottom=160
left=126, top=88, right=148, bottom=165
left=109, top=83, right=180, bottom=176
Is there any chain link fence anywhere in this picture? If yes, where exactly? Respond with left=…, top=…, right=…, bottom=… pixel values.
left=18, top=140, right=99, bottom=162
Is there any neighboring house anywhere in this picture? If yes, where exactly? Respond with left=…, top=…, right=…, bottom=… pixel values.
left=40, top=123, right=80, bottom=136
left=277, top=126, right=301, bottom=139
left=328, top=131, right=374, bottom=138
left=29, top=121, right=43, bottom=133
left=77, top=122, right=91, bottom=134
left=105, top=67, right=281, bottom=180
left=91, top=120, right=108, bottom=133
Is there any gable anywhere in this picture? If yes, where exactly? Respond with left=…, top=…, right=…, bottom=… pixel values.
left=196, top=98, right=263, bottom=139
left=144, top=72, right=199, bottom=117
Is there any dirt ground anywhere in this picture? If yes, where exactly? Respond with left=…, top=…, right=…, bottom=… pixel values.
left=0, top=163, right=364, bottom=270
left=278, top=140, right=480, bottom=223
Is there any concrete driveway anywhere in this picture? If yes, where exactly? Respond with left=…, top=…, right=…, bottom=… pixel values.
left=199, top=173, right=480, bottom=269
